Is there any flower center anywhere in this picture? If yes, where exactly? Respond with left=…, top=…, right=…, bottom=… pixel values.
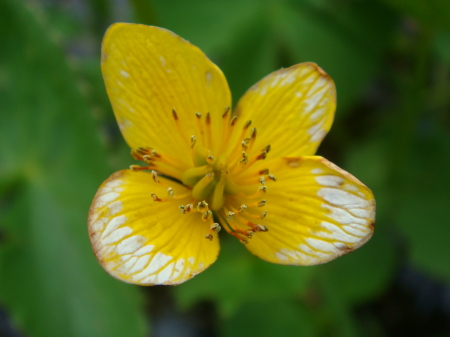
left=129, top=107, right=275, bottom=243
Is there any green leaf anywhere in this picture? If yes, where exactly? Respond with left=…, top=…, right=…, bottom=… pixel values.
left=0, top=2, right=146, bottom=337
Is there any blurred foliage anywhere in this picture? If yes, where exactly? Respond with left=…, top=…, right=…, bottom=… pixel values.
left=0, top=0, right=449, bottom=337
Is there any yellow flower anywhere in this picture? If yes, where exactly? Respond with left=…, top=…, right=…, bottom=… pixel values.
left=88, top=23, right=376, bottom=286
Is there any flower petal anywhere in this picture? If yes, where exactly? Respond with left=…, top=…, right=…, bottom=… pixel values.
left=101, top=23, right=231, bottom=161
left=232, top=63, right=336, bottom=158
left=230, top=156, right=375, bottom=265
left=88, top=170, right=219, bottom=285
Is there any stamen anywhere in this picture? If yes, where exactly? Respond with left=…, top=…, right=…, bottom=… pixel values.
left=230, top=115, right=238, bottom=126
left=259, top=168, right=269, bottom=175
left=258, top=199, right=266, bottom=207
left=238, top=152, right=249, bottom=166
left=151, top=170, right=159, bottom=183
left=241, top=140, right=248, bottom=150
left=151, top=150, right=160, bottom=158
left=205, top=112, right=213, bottom=150
left=206, top=154, right=214, bottom=164
left=227, top=211, right=235, bottom=220
left=222, top=106, right=230, bottom=119
left=151, top=193, right=162, bottom=202
left=262, top=145, right=271, bottom=154
left=172, top=108, right=188, bottom=151
left=268, top=173, right=277, bottom=182
left=190, top=135, right=196, bottom=148
left=171, top=107, right=178, bottom=120
left=202, top=210, right=212, bottom=221
left=218, top=107, right=232, bottom=153
left=210, top=223, right=221, bottom=233
left=205, top=234, right=213, bottom=241
left=197, top=201, right=209, bottom=213
left=255, top=224, right=268, bottom=232
left=238, top=204, right=247, bottom=213
left=195, top=111, right=205, bottom=145
left=130, top=165, right=142, bottom=171
left=167, top=187, right=174, bottom=198
left=259, top=176, right=266, bottom=185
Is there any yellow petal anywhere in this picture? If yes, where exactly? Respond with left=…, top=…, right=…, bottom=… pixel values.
left=101, top=23, right=231, bottom=162
left=88, top=170, right=219, bottom=285
left=231, top=63, right=336, bottom=158
left=228, top=156, right=375, bottom=265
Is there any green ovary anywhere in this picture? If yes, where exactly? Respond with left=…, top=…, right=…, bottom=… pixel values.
left=181, top=148, right=239, bottom=211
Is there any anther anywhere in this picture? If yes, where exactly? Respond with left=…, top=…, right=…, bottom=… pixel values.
left=259, top=186, right=268, bottom=193
left=172, top=108, right=178, bottom=120
left=195, top=112, right=202, bottom=119
left=179, top=205, right=186, bottom=214
left=151, top=193, right=162, bottom=202
left=241, top=141, right=248, bottom=150
left=151, top=150, right=161, bottom=158
left=143, top=155, right=152, bottom=163
left=258, top=199, right=266, bottom=207
left=210, top=223, right=221, bottom=233
left=222, top=106, right=230, bottom=118
left=151, top=170, right=159, bottom=183
left=167, top=187, right=174, bottom=198
left=185, top=204, right=193, bottom=212
left=239, top=152, right=249, bottom=166
left=238, top=204, right=247, bottom=213
left=247, top=231, right=254, bottom=238
left=227, top=211, right=235, bottom=220
left=255, top=224, right=268, bottom=232
left=258, top=168, right=269, bottom=175
left=206, top=112, right=211, bottom=125
left=259, top=176, right=266, bottom=185
left=262, top=145, right=271, bottom=153
left=197, top=201, right=209, bottom=213
left=268, top=173, right=277, bottom=182
left=230, top=116, right=238, bottom=126
left=256, top=151, right=267, bottom=160
left=240, top=238, right=249, bottom=244
left=205, top=234, right=213, bottom=241
left=251, top=127, right=257, bottom=139
left=244, top=120, right=252, bottom=129
left=202, top=210, right=212, bottom=221
left=206, top=154, right=214, bottom=164
left=260, top=211, right=267, bottom=219
left=190, top=135, right=196, bottom=148
left=130, top=165, right=142, bottom=171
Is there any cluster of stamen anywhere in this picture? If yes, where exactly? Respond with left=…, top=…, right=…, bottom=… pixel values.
left=129, top=107, right=277, bottom=244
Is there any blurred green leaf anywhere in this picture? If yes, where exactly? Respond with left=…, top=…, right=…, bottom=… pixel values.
left=0, top=1, right=146, bottom=337
left=382, top=0, right=450, bottom=31
left=396, top=123, right=450, bottom=280
left=318, top=231, right=397, bottom=305
left=276, top=0, right=398, bottom=113
left=174, top=237, right=314, bottom=317
left=222, top=298, right=317, bottom=337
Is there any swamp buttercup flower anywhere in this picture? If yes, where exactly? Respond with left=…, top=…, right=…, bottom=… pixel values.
left=88, top=23, right=376, bottom=285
